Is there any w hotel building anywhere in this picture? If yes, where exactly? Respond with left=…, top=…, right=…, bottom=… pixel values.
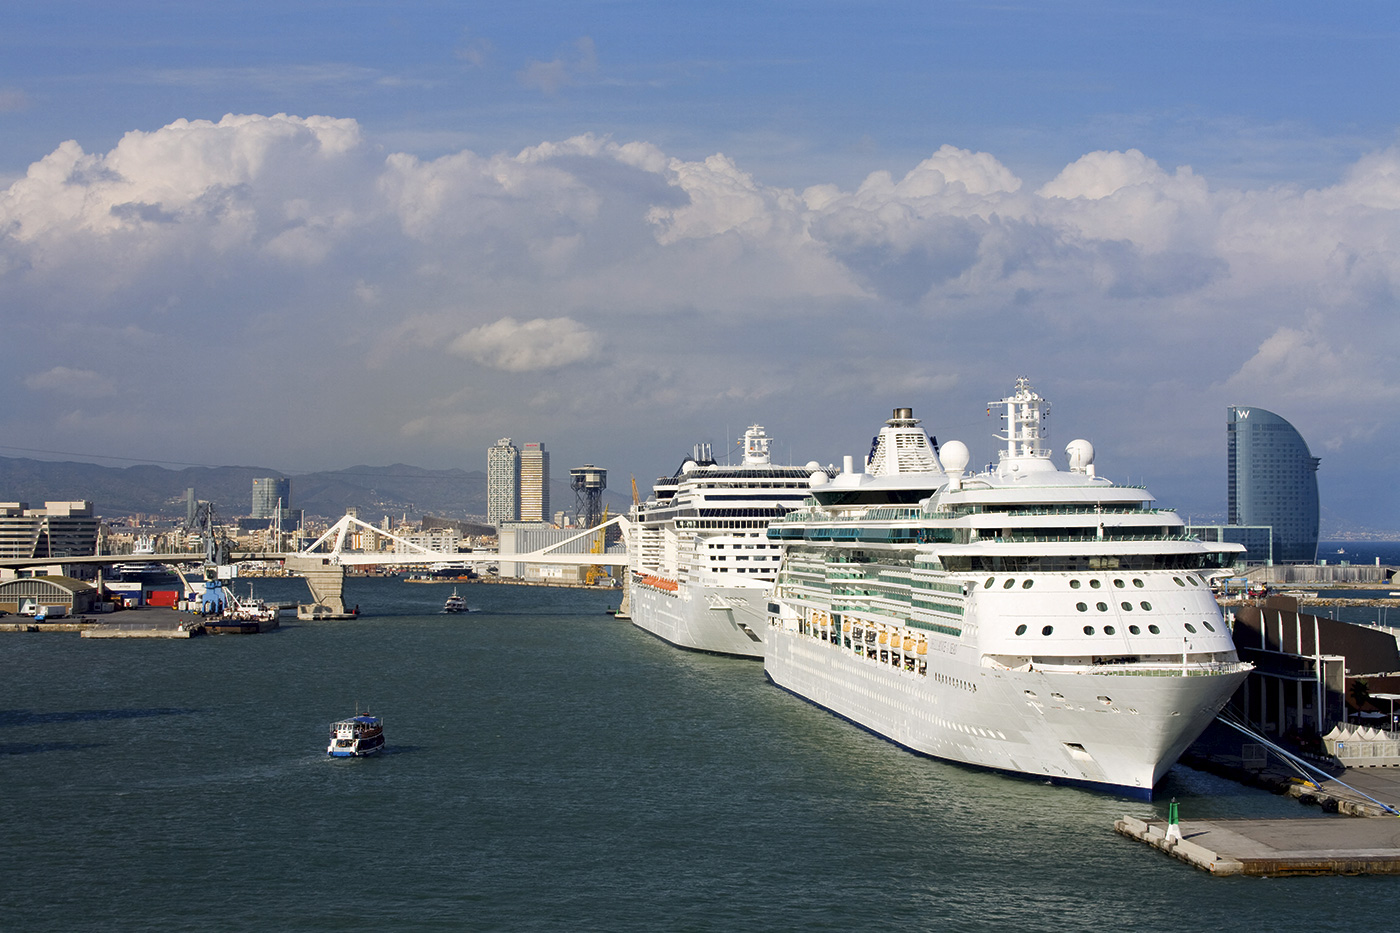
left=1228, top=406, right=1320, bottom=564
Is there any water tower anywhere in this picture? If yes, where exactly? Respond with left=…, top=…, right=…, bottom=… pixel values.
left=570, top=464, right=607, bottom=528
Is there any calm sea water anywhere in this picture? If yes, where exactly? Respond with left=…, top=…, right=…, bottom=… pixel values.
left=3, top=578, right=1394, bottom=932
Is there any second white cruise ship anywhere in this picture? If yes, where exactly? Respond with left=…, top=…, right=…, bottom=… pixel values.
left=628, top=425, right=823, bottom=657
left=764, top=380, right=1252, bottom=797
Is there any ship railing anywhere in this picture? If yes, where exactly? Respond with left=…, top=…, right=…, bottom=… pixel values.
left=1026, top=659, right=1252, bottom=677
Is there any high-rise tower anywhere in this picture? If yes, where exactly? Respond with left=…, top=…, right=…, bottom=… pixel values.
left=251, top=477, right=291, bottom=520
left=487, top=438, right=521, bottom=527
left=1228, top=406, right=1320, bottom=563
left=570, top=464, right=607, bottom=528
left=520, top=443, right=550, bottom=523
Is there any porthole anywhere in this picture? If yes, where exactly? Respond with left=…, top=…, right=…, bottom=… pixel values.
left=1140, top=601, right=1152, bottom=611
left=1089, top=579, right=1102, bottom=589
left=1128, top=625, right=1141, bottom=635
left=1185, top=623, right=1198, bottom=634
left=1104, top=625, right=1116, bottom=635
left=1096, top=602, right=1108, bottom=612
left=1015, top=624, right=1027, bottom=636
left=1113, top=579, right=1125, bottom=588
left=984, top=577, right=995, bottom=588
left=1041, top=625, right=1054, bottom=636
left=1083, top=625, right=1095, bottom=635
left=1132, top=578, right=1145, bottom=588
left=1148, top=624, right=1161, bottom=634
left=1076, top=602, right=1088, bottom=612
left=1173, top=577, right=1185, bottom=587
left=1121, top=602, right=1133, bottom=611
left=1186, top=576, right=1199, bottom=586
left=1070, top=579, right=1082, bottom=589
left=1003, top=579, right=1016, bottom=589
left=1022, top=580, right=1034, bottom=589
left=1203, top=621, right=1216, bottom=632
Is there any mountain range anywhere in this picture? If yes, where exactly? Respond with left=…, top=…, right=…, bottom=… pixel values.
left=0, top=457, right=491, bottom=522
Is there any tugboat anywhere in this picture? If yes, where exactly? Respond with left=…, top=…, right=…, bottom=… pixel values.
left=327, top=714, right=385, bottom=757
left=442, top=589, right=467, bottom=613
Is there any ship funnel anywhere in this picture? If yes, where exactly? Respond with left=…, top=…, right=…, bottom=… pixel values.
left=893, top=407, right=913, bottom=420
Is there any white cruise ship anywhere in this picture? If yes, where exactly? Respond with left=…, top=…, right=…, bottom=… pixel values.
left=764, top=380, right=1251, bottom=798
left=628, top=425, right=824, bottom=657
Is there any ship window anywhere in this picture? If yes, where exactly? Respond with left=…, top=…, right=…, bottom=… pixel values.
left=1186, top=576, right=1199, bottom=586
left=1089, top=579, right=1102, bottom=589
left=1121, top=602, right=1132, bottom=611
left=1041, top=625, right=1053, bottom=636
left=1096, top=602, right=1108, bottom=612
left=1173, top=577, right=1185, bottom=586
left=1076, top=602, right=1088, bottom=612
left=1083, top=625, right=1095, bottom=635
left=1113, top=579, right=1125, bottom=588
left=1070, top=579, right=1082, bottom=589
left=1148, top=624, right=1161, bottom=634
left=1003, top=579, right=1016, bottom=589
left=1015, top=624, right=1027, bottom=635
left=1140, top=601, right=1152, bottom=611
left=1128, top=625, right=1141, bottom=635
left=984, top=577, right=995, bottom=588
left=1203, top=621, right=1216, bottom=632
left=1022, top=580, right=1033, bottom=589
left=1132, top=578, right=1145, bottom=588
left=1185, top=623, right=1198, bottom=633
left=1104, top=625, right=1116, bottom=635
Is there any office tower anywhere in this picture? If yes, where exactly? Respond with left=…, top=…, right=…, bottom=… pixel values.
left=520, top=442, right=550, bottom=523
left=1228, top=406, right=1321, bottom=563
left=488, top=438, right=521, bottom=526
left=251, top=477, right=292, bottom=519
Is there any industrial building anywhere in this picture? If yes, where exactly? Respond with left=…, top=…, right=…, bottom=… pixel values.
left=1227, top=406, right=1320, bottom=563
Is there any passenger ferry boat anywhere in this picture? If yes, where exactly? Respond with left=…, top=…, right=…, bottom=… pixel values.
left=764, top=380, right=1252, bottom=798
left=627, top=424, right=826, bottom=657
left=442, top=589, right=466, bottom=613
left=327, top=714, right=385, bottom=757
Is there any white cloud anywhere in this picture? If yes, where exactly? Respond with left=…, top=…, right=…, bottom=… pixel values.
left=24, top=367, right=116, bottom=398
left=449, top=316, right=600, bottom=371
left=1, top=114, right=1398, bottom=527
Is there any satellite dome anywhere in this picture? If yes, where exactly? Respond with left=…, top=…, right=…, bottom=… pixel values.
left=809, top=470, right=829, bottom=487
left=1065, top=439, right=1095, bottom=473
left=940, top=440, right=970, bottom=475
left=805, top=460, right=822, bottom=470
left=681, top=460, right=698, bottom=474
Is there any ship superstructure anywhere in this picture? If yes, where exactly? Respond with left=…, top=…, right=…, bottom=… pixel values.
left=764, top=380, right=1251, bottom=797
left=628, top=425, right=825, bottom=657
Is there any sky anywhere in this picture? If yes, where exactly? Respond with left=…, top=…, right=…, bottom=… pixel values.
left=1, top=1, right=1398, bottom=533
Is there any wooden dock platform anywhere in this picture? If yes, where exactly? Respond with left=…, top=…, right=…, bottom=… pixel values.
left=1117, top=814, right=1400, bottom=875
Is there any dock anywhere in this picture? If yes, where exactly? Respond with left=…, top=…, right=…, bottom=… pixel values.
left=1117, top=814, right=1400, bottom=875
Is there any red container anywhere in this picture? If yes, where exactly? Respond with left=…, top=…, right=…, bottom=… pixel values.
left=146, top=590, right=179, bottom=608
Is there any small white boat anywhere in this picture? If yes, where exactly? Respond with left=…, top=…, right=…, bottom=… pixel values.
left=327, top=714, right=384, bottom=757
left=443, top=589, right=467, bottom=613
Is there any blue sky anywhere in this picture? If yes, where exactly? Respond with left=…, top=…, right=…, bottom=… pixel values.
left=1, top=2, right=1398, bottom=532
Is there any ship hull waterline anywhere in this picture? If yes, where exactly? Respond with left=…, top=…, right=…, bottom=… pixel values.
left=765, top=628, right=1249, bottom=800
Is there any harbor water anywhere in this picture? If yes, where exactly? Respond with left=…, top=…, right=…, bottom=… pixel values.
left=3, top=577, right=1395, bottom=931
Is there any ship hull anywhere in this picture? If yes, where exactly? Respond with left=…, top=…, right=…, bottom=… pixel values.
left=765, top=625, right=1248, bottom=798
left=629, top=575, right=769, bottom=658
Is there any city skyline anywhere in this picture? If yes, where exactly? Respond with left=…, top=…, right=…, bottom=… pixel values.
left=1, top=4, right=1397, bottom=532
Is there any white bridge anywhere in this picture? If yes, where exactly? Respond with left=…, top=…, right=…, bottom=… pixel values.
left=283, top=513, right=632, bottom=618
left=294, top=512, right=632, bottom=567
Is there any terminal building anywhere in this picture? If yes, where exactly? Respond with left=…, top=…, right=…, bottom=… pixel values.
left=0, top=501, right=99, bottom=571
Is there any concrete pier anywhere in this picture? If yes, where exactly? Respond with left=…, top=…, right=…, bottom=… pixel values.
left=1117, top=814, right=1400, bottom=876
